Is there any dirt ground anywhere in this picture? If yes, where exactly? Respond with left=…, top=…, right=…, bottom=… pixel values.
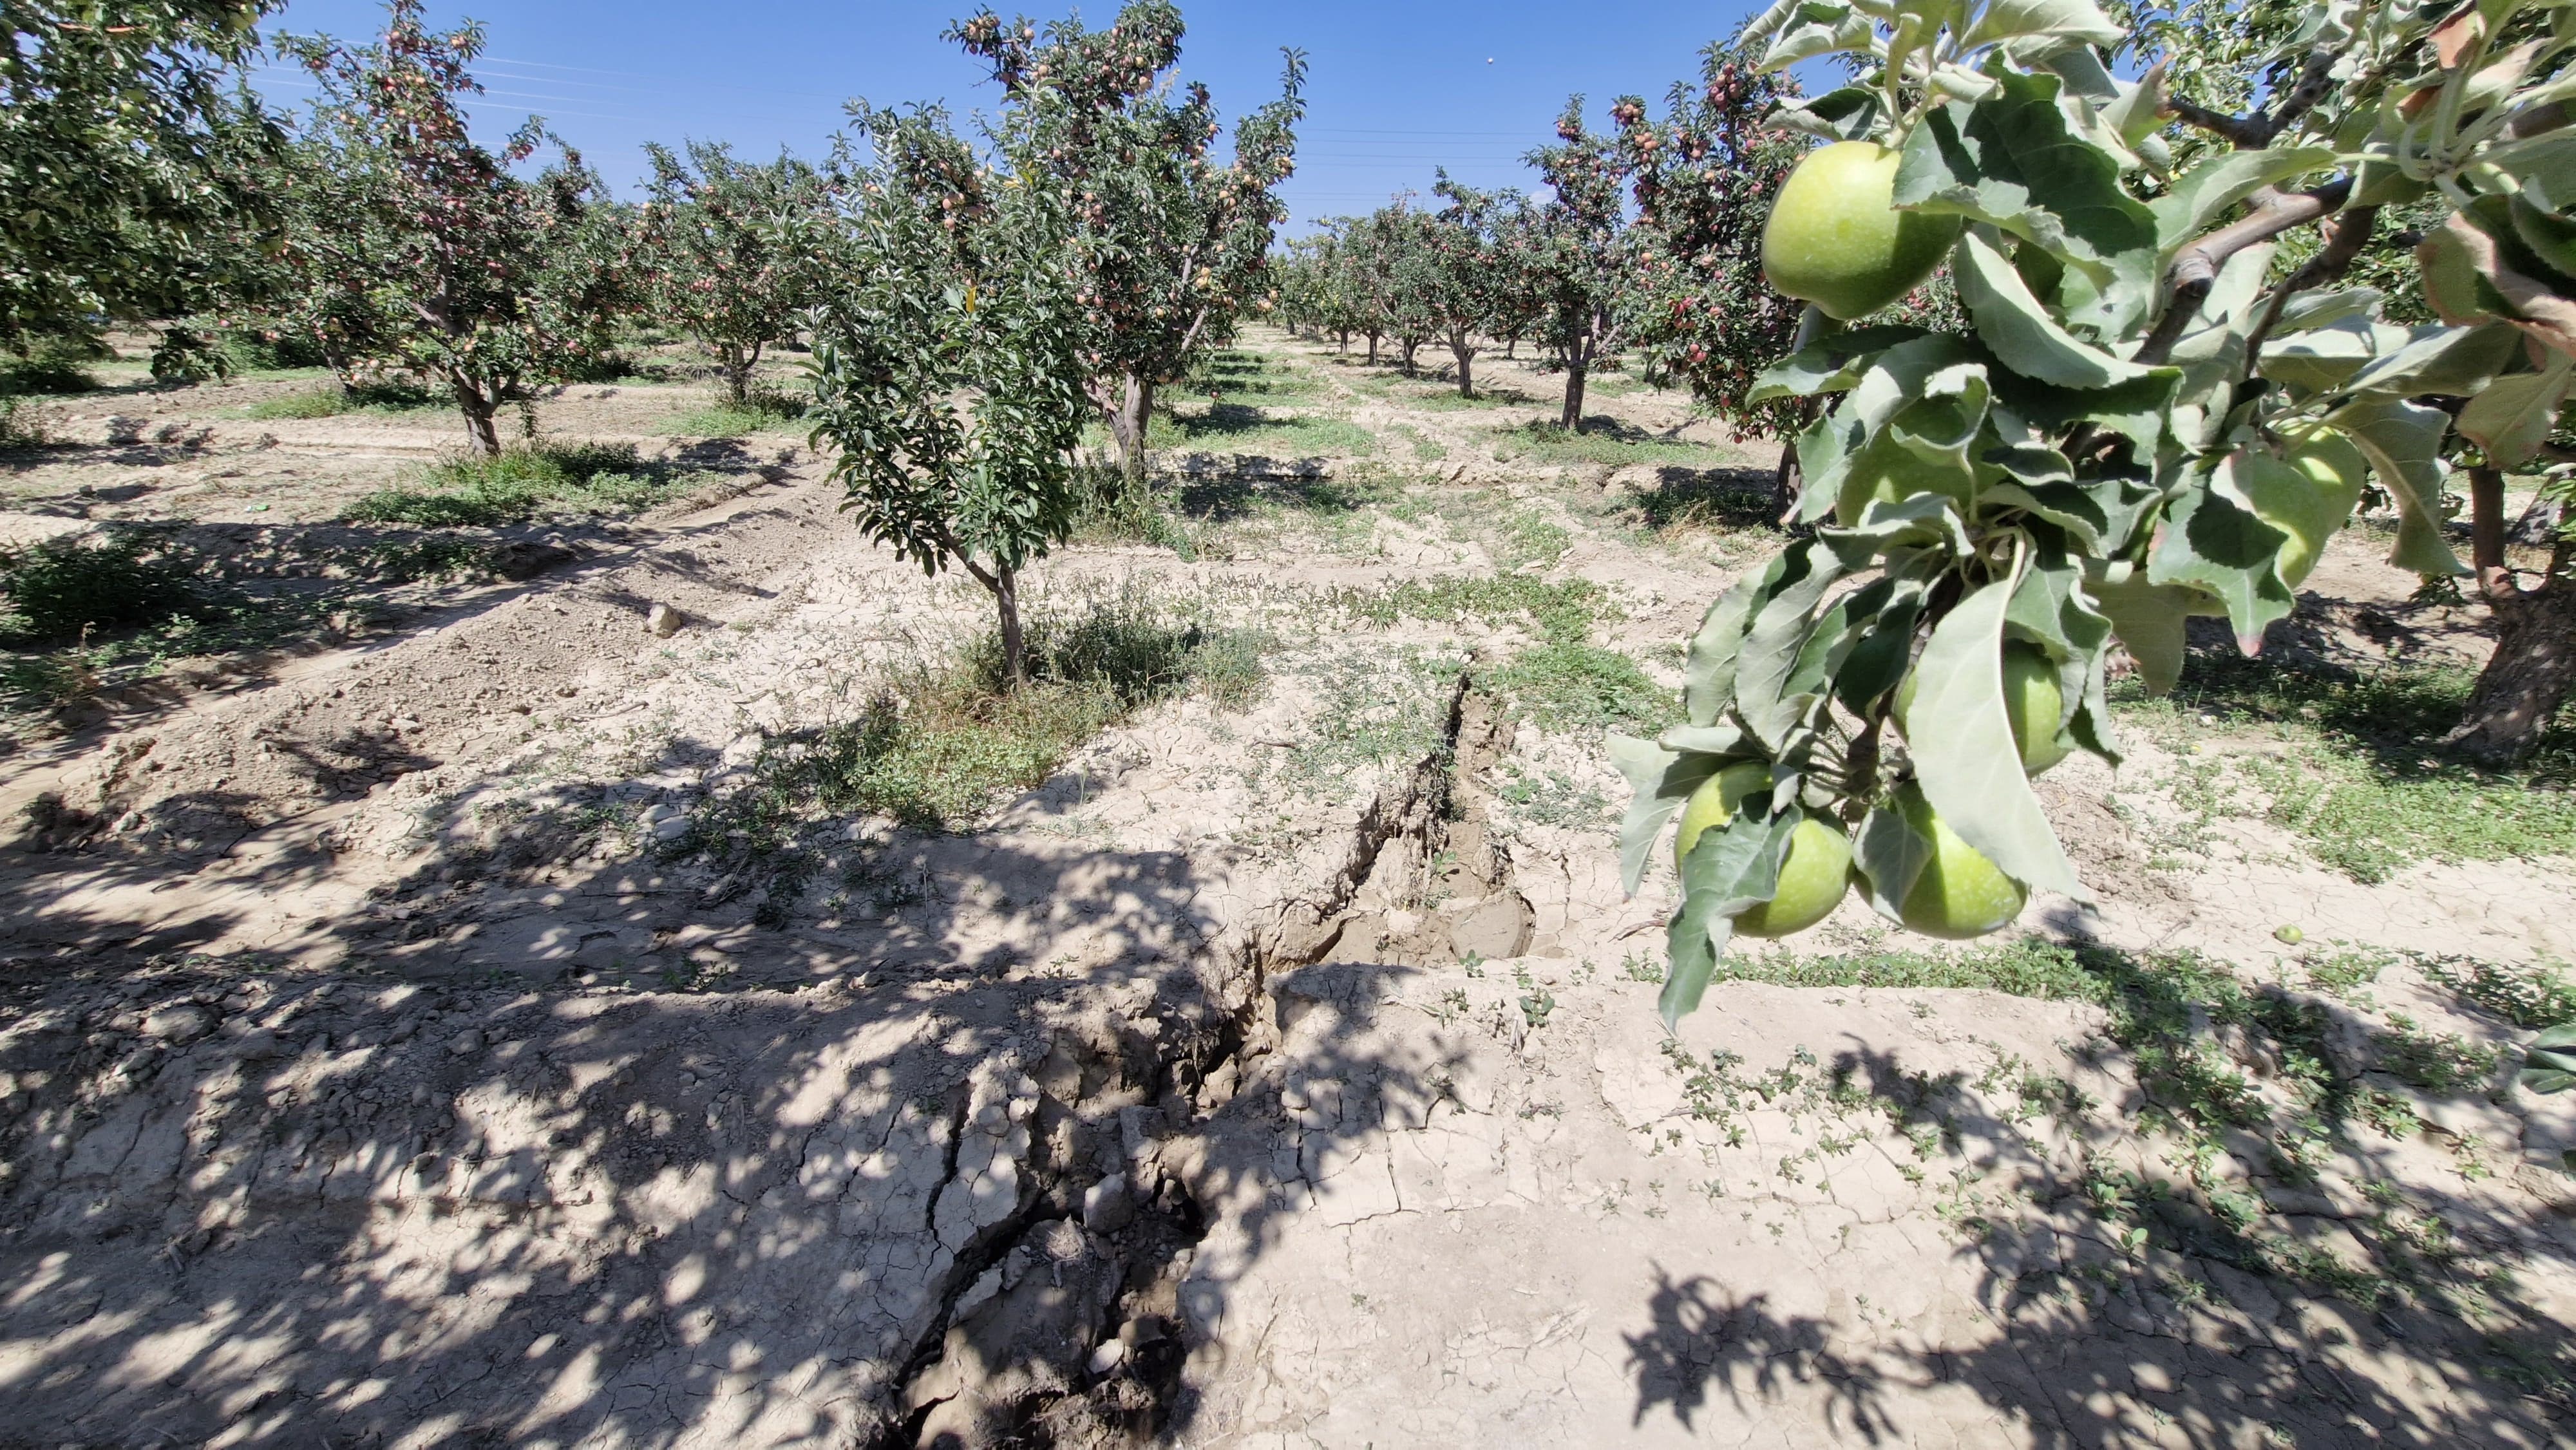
left=2, top=330, right=2573, bottom=1448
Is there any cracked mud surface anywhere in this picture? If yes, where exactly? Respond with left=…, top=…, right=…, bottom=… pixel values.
left=4, top=330, right=2575, bottom=1447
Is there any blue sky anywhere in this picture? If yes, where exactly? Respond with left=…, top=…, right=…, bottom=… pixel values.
left=258, top=0, right=1772, bottom=226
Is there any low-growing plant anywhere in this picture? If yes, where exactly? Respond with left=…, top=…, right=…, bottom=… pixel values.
left=242, top=378, right=443, bottom=420
left=345, top=442, right=687, bottom=525
left=0, top=534, right=202, bottom=645
left=2421, top=954, right=2576, bottom=1031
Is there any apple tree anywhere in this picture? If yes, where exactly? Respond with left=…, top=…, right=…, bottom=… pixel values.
left=1524, top=97, right=1636, bottom=430
left=802, top=103, right=1090, bottom=686
left=636, top=140, right=837, bottom=404
left=275, top=0, right=633, bottom=455
left=1613, top=43, right=1815, bottom=446
left=947, top=1, right=1304, bottom=491
left=1615, top=0, right=2573, bottom=1022
left=0, top=1, right=282, bottom=362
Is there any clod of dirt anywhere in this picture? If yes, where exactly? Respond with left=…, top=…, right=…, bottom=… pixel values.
left=648, top=601, right=687, bottom=636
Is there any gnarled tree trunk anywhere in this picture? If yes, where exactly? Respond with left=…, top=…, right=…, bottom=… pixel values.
left=2447, top=465, right=2573, bottom=762
left=1446, top=330, right=1476, bottom=397
left=451, top=375, right=502, bottom=456
left=1107, top=373, right=1155, bottom=491
left=1560, top=339, right=1592, bottom=432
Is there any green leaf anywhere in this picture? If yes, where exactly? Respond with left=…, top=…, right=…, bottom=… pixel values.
left=2338, top=321, right=2521, bottom=399
left=2325, top=397, right=2468, bottom=576
left=1736, top=544, right=1849, bottom=751
left=2083, top=560, right=2192, bottom=696
left=1960, top=0, right=2126, bottom=51
left=2456, top=356, right=2576, bottom=468
left=1895, top=66, right=2161, bottom=334
left=1987, top=366, right=2178, bottom=458
left=1820, top=489, right=1976, bottom=563
left=1905, top=569, right=2088, bottom=900
left=1797, top=335, right=1982, bottom=523
left=1772, top=86, right=1891, bottom=143
left=1955, top=229, right=2157, bottom=388
left=2147, top=467, right=2297, bottom=650
left=1747, top=324, right=1928, bottom=404
left=1681, top=564, right=1773, bottom=726
left=1610, top=733, right=1722, bottom=896
left=1850, top=802, right=1935, bottom=923
left=1834, top=572, right=1930, bottom=713
left=2148, top=147, right=2338, bottom=255
left=1661, top=811, right=1797, bottom=1026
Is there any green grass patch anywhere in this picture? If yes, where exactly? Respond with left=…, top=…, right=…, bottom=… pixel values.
left=0, top=341, right=103, bottom=397
left=1338, top=573, right=1605, bottom=643
left=689, top=592, right=1267, bottom=909
left=667, top=388, right=808, bottom=438
left=345, top=442, right=703, bottom=526
left=1170, top=403, right=1376, bottom=457
left=2419, top=952, right=2576, bottom=1029
left=2114, top=651, right=2576, bottom=883
left=1489, top=639, right=1676, bottom=733
left=242, top=379, right=444, bottom=420
left=0, top=532, right=205, bottom=645
left=1492, top=419, right=1737, bottom=469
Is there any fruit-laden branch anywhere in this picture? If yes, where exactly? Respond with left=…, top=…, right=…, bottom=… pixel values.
left=2137, top=178, right=2353, bottom=365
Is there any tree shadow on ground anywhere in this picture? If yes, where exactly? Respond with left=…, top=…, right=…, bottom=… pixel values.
left=1613, top=954, right=2576, bottom=1447
left=1620, top=466, right=1779, bottom=532
left=0, top=707, right=1450, bottom=1446
left=1171, top=470, right=1387, bottom=524
left=2152, top=620, right=2576, bottom=781
left=1626, top=1274, right=1898, bottom=1440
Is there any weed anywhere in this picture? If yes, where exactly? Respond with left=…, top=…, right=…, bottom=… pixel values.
left=1491, top=419, right=1739, bottom=469
left=668, top=388, right=807, bottom=438
left=691, top=593, right=1267, bottom=883
left=0, top=397, right=47, bottom=449
left=242, top=379, right=442, bottom=420
left=346, top=442, right=703, bottom=525
left=2374, top=1013, right=2506, bottom=1093
left=365, top=535, right=495, bottom=582
left=2302, top=943, right=2396, bottom=999
left=2419, top=953, right=2576, bottom=1029
left=0, top=533, right=203, bottom=645
left=2114, top=651, right=2576, bottom=883
left=0, top=341, right=103, bottom=397
left=1489, top=639, right=1675, bottom=734
left=1336, top=573, right=1604, bottom=643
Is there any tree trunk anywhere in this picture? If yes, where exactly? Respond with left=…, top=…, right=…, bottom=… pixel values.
left=2448, top=574, right=2576, bottom=762
left=1365, top=331, right=1379, bottom=364
left=1560, top=357, right=1588, bottom=432
left=1771, top=444, right=1803, bottom=526
left=1448, top=334, right=1475, bottom=397
left=1400, top=340, right=1418, bottom=376
left=991, top=565, right=1028, bottom=687
left=452, top=376, right=501, bottom=456
left=1110, top=373, right=1154, bottom=491
left=2448, top=464, right=2574, bottom=762
left=1504, top=337, right=1517, bottom=360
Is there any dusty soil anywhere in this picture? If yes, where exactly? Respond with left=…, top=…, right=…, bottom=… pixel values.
left=2, top=330, right=2573, bottom=1447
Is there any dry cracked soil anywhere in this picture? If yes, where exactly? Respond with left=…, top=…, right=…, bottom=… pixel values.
left=3, top=330, right=2575, bottom=1448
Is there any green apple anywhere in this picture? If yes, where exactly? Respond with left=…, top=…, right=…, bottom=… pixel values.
left=1674, top=762, right=1853, bottom=938
left=2237, top=424, right=2370, bottom=588
left=1890, top=782, right=2027, bottom=940
left=1761, top=142, right=1965, bottom=323
left=1894, top=642, right=2070, bottom=777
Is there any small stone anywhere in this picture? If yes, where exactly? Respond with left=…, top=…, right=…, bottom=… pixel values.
left=647, top=604, right=685, bottom=637
left=142, top=1003, right=212, bottom=1044
left=1082, top=1172, right=1135, bottom=1233
left=651, top=814, right=691, bottom=842
left=449, top=1030, right=484, bottom=1055
left=1086, top=1338, right=1127, bottom=1375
